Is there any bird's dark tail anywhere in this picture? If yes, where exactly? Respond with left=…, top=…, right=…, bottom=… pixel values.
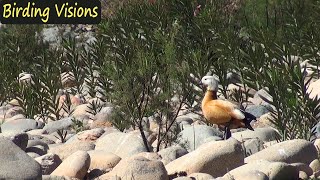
left=241, top=110, right=256, bottom=131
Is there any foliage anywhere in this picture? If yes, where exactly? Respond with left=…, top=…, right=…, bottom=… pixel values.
left=0, top=0, right=320, bottom=149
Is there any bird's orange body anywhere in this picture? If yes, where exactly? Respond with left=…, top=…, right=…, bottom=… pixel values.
left=202, top=90, right=246, bottom=129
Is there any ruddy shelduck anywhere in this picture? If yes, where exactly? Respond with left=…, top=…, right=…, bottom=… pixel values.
left=201, top=76, right=256, bottom=139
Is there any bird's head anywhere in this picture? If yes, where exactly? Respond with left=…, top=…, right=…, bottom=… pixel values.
left=201, top=75, right=219, bottom=92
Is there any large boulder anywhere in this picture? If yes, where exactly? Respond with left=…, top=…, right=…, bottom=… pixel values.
left=95, top=132, right=148, bottom=158
left=223, top=160, right=298, bottom=180
left=245, top=139, right=317, bottom=164
left=48, top=141, right=95, bottom=160
left=232, top=127, right=281, bottom=142
left=165, top=138, right=244, bottom=177
left=0, top=136, right=42, bottom=179
left=99, top=155, right=168, bottom=180
left=51, top=151, right=90, bottom=179
left=177, top=125, right=222, bottom=151
left=1, top=118, right=43, bottom=133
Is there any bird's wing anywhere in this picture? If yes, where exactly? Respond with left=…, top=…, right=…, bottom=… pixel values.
left=209, top=100, right=245, bottom=120
left=203, top=103, right=232, bottom=124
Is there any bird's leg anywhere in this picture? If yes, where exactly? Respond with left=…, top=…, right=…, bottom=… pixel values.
left=224, top=121, right=232, bottom=140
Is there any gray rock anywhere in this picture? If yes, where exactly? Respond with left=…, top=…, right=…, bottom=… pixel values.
left=166, top=138, right=244, bottom=177
left=95, top=132, right=148, bottom=158
left=177, top=125, right=223, bottom=151
left=158, top=145, right=188, bottom=165
left=0, top=136, right=41, bottom=179
left=246, top=105, right=270, bottom=118
left=1, top=119, right=44, bottom=133
left=43, top=117, right=73, bottom=134
left=245, top=139, right=318, bottom=164
left=232, top=127, right=281, bottom=142
left=242, top=138, right=264, bottom=157
left=35, top=153, right=62, bottom=175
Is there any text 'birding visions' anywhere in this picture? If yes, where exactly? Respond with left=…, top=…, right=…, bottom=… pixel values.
left=0, top=0, right=101, bottom=24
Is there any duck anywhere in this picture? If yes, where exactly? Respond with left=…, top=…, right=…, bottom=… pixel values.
left=201, top=75, right=256, bottom=139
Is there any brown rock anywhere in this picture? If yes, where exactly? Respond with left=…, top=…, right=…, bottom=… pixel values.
left=48, top=141, right=95, bottom=160
left=88, top=150, right=121, bottom=170
left=51, top=151, right=90, bottom=179
left=310, top=159, right=320, bottom=174
left=99, top=156, right=168, bottom=180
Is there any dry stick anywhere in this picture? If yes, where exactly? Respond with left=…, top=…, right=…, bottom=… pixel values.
left=157, top=92, right=190, bottom=150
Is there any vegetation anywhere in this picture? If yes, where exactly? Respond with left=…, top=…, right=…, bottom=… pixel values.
left=0, top=0, right=320, bottom=150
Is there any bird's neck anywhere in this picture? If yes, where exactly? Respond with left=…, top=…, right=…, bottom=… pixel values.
left=202, top=90, right=217, bottom=109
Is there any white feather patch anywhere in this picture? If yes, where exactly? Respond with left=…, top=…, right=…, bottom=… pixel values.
left=233, top=109, right=245, bottom=119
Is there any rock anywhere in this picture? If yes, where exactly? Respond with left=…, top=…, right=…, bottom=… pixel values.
left=299, top=171, right=308, bottom=180
left=35, top=153, right=62, bottom=175
left=95, top=132, right=148, bottom=158
left=250, top=88, right=273, bottom=106
left=26, top=145, right=48, bottom=156
left=188, top=173, right=214, bottom=180
left=242, top=138, right=264, bottom=157
left=72, top=103, right=91, bottom=118
left=27, top=129, right=47, bottom=135
left=87, top=169, right=105, bottom=179
left=2, top=132, right=29, bottom=151
left=307, top=79, right=320, bottom=100
left=291, top=163, right=313, bottom=176
left=245, top=139, right=317, bottom=164
left=28, top=152, right=41, bottom=158
left=225, top=170, right=269, bottom=180
left=66, top=128, right=105, bottom=143
left=165, top=138, right=244, bottom=177
left=88, top=150, right=121, bottom=170
left=51, top=151, right=90, bottom=179
left=232, top=127, right=280, bottom=142
left=158, top=145, right=188, bottom=165
left=223, top=160, right=297, bottom=180
left=48, top=141, right=95, bottom=160
left=310, top=159, right=320, bottom=174
left=173, top=177, right=192, bottom=180
left=3, top=106, right=24, bottom=119
left=177, top=125, right=222, bottom=151
left=43, top=117, right=73, bottom=134
left=99, top=156, right=168, bottom=180
left=1, top=118, right=44, bottom=133
left=0, top=136, right=42, bottom=179
left=246, top=105, right=270, bottom=118
left=314, top=139, right=320, bottom=152
left=61, top=72, right=77, bottom=88
left=176, top=116, right=193, bottom=124
left=42, top=175, right=73, bottom=180
left=2, top=114, right=26, bottom=123
left=134, top=152, right=161, bottom=161
left=253, top=112, right=274, bottom=128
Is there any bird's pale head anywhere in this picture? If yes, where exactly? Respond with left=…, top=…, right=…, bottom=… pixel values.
left=201, top=75, right=219, bottom=91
